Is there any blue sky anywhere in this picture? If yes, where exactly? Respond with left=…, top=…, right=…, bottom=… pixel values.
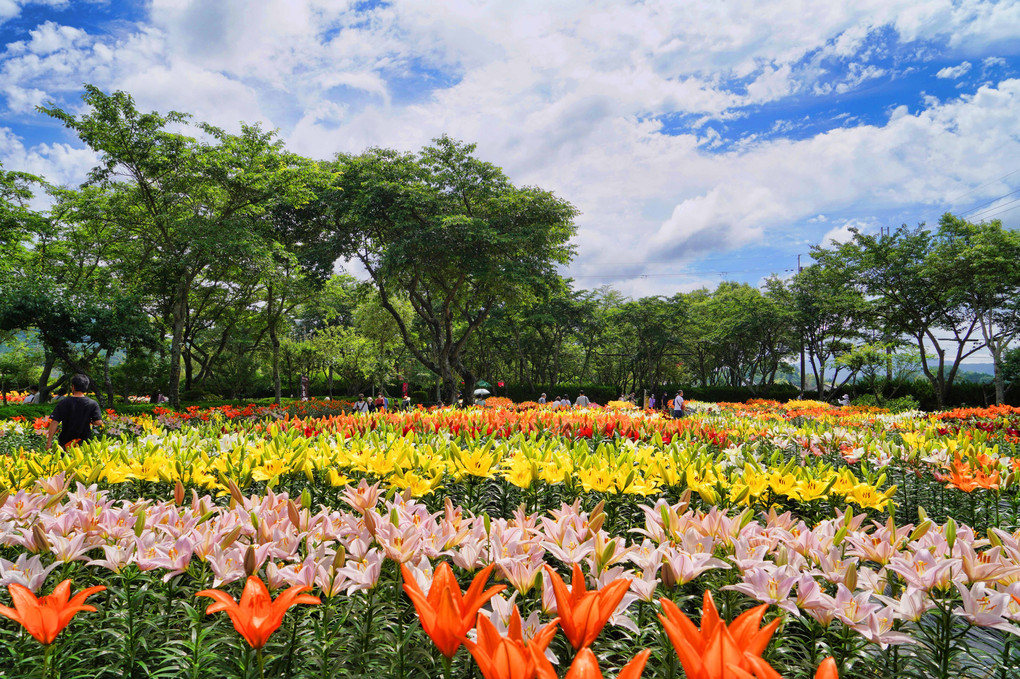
left=2, top=0, right=1020, bottom=301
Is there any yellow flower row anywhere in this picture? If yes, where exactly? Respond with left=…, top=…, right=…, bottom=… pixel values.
left=0, top=423, right=893, bottom=509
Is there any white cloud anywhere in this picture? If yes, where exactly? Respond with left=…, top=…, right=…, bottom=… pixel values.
left=936, top=61, right=972, bottom=79
left=2, top=0, right=1020, bottom=295
left=0, top=126, right=97, bottom=188
left=0, top=0, right=68, bottom=25
left=820, top=218, right=878, bottom=245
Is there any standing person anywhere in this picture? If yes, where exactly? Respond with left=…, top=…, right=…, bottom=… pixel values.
left=45, top=374, right=102, bottom=449
left=354, top=394, right=369, bottom=413
left=374, top=393, right=386, bottom=412
left=574, top=390, right=590, bottom=408
left=648, top=393, right=656, bottom=410
left=22, top=386, right=39, bottom=404
left=538, top=393, right=547, bottom=404
left=672, top=390, right=684, bottom=419
left=402, top=394, right=411, bottom=410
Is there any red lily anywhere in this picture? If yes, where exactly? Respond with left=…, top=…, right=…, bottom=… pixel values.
left=196, top=575, right=319, bottom=649
left=544, top=563, right=631, bottom=649
left=814, top=658, right=838, bottom=679
left=402, top=561, right=505, bottom=659
left=462, top=608, right=559, bottom=679
left=535, top=647, right=651, bottom=679
left=0, top=580, right=105, bottom=645
left=658, top=590, right=783, bottom=679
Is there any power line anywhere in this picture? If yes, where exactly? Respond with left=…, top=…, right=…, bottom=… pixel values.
left=967, top=196, right=1020, bottom=222
left=569, top=266, right=796, bottom=280
left=961, top=187, right=1020, bottom=217
left=945, top=166, right=1020, bottom=205
left=976, top=200, right=1020, bottom=222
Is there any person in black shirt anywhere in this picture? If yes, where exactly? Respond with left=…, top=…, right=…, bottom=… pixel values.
left=45, top=374, right=102, bottom=449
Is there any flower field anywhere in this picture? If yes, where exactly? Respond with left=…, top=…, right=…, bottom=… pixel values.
left=1, top=400, right=1020, bottom=678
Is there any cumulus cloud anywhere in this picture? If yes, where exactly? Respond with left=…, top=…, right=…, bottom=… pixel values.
left=1, top=0, right=1020, bottom=295
left=936, top=61, right=972, bottom=79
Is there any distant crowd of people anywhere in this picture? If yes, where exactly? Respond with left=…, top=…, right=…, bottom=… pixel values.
left=352, top=392, right=412, bottom=413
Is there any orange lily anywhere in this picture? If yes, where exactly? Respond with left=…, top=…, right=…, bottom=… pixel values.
left=196, top=575, right=320, bottom=649
left=402, top=561, right=505, bottom=659
left=535, top=647, right=651, bottom=679
left=814, top=657, right=838, bottom=679
left=0, top=580, right=106, bottom=645
left=544, top=563, right=631, bottom=650
left=658, top=591, right=782, bottom=679
left=462, top=608, right=559, bottom=679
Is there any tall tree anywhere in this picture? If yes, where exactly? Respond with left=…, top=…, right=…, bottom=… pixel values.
left=931, top=213, right=1020, bottom=404
left=815, top=224, right=983, bottom=407
left=41, top=86, right=317, bottom=406
left=327, top=136, right=577, bottom=404
left=779, top=263, right=868, bottom=394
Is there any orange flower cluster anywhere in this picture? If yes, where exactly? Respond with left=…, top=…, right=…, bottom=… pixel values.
left=945, top=454, right=1001, bottom=492
left=401, top=562, right=839, bottom=679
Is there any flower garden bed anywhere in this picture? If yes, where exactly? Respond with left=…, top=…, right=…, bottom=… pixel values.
left=1, top=400, right=1019, bottom=678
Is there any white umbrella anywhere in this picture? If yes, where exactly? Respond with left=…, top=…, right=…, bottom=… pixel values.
left=473, top=388, right=491, bottom=397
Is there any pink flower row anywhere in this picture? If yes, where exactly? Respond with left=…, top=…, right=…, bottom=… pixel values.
left=2, top=475, right=1020, bottom=647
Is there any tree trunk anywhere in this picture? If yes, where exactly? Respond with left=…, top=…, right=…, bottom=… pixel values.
left=270, top=321, right=282, bottom=405
left=103, top=349, right=115, bottom=406
left=36, top=354, right=57, bottom=403
left=168, top=283, right=189, bottom=408
left=991, top=343, right=1005, bottom=405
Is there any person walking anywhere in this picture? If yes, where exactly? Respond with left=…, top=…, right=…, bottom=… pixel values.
left=354, top=394, right=369, bottom=413
left=45, top=374, right=102, bottom=449
left=538, top=393, right=547, bottom=404
left=672, top=390, right=684, bottom=419
left=574, top=390, right=590, bottom=408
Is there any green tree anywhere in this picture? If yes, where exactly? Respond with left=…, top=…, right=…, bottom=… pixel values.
left=931, top=214, right=1020, bottom=404
left=327, top=136, right=577, bottom=404
left=814, top=224, right=983, bottom=408
left=780, top=263, right=868, bottom=395
left=41, top=86, right=317, bottom=406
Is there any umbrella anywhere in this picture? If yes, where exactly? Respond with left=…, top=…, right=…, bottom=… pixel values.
left=473, top=388, right=491, bottom=397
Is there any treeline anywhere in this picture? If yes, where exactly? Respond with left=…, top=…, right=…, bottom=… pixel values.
left=1, top=87, right=1019, bottom=408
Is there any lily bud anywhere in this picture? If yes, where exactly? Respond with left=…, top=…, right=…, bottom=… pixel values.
left=31, top=524, right=50, bottom=553
left=221, top=526, right=243, bottom=549
left=588, top=513, right=606, bottom=536
left=287, top=500, right=302, bottom=529
left=300, top=488, right=312, bottom=510
left=661, top=562, right=676, bottom=590
left=833, top=525, right=848, bottom=546
left=332, top=545, right=346, bottom=571
left=844, top=561, right=858, bottom=591
left=174, top=480, right=185, bottom=506
left=226, top=478, right=245, bottom=505
left=909, top=520, right=932, bottom=543
left=244, top=544, right=257, bottom=576
left=133, top=509, right=146, bottom=537
left=945, top=518, right=957, bottom=552
left=364, top=511, right=378, bottom=536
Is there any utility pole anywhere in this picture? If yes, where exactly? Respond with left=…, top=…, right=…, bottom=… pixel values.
left=798, top=254, right=806, bottom=397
